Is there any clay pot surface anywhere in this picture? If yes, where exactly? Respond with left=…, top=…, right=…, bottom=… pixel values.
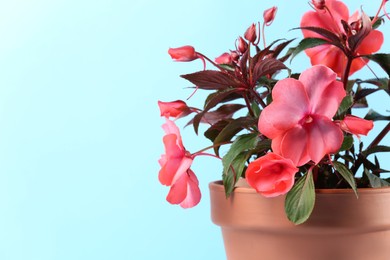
left=209, top=179, right=390, bottom=260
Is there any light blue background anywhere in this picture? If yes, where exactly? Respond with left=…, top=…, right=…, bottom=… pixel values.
left=0, top=0, right=388, bottom=259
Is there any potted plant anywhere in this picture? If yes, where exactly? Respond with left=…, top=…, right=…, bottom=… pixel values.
left=157, top=0, right=390, bottom=259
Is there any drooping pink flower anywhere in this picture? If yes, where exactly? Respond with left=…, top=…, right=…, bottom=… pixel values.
left=246, top=153, right=298, bottom=197
left=158, top=119, right=201, bottom=208
left=259, top=65, right=346, bottom=166
left=215, top=52, right=233, bottom=65
left=166, top=169, right=201, bottom=208
left=337, top=115, right=373, bottom=137
left=263, top=6, right=277, bottom=26
left=158, top=100, right=192, bottom=119
left=301, top=0, right=384, bottom=77
left=168, top=45, right=199, bottom=62
left=244, top=23, right=257, bottom=43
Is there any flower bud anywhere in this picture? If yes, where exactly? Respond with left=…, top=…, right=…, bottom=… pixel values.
left=312, top=0, right=326, bottom=10
left=263, top=6, right=277, bottom=26
left=244, top=23, right=257, bottom=43
left=230, top=51, right=239, bottom=63
left=168, top=45, right=198, bottom=62
left=237, top=37, right=248, bottom=53
left=337, top=115, right=373, bottom=137
left=158, top=100, right=192, bottom=119
left=215, top=52, right=233, bottom=65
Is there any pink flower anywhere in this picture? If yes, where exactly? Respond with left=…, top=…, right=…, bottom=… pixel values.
left=158, top=100, right=192, bottom=119
left=158, top=119, right=201, bottom=208
left=337, top=115, right=373, bottom=137
left=259, top=65, right=345, bottom=166
left=168, top=45, right=199, bottom=62
left=166, top=169, right=201, bottom=209
left=263, top=7, right=277, bottom=25
left=244, top=23, right=257, bottom=43
left=246, top=153, right=298, bottom=197
left=215, top=52, right=233, bottom=65
left=301, top=0, right=384, bottom=77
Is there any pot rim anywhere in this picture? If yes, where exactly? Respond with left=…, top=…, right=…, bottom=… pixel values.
left=209, top=180, right=390, bottom=194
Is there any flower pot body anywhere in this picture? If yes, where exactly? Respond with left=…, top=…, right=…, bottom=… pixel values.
left=209, top=180, right=390, bottom=260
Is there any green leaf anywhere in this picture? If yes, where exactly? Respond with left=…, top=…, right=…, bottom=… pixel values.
left=222, top=152, right=251, bottom=197
left=362, top=145, right=390, bottom=156
left=364, top=53, right=390, bottom=77
left=364, top=168, right=390, bottom=188
left=333, top=161, right=358, bottom=198
left=335, top=95, right=353, bottom=118
left=289, top=38, right=330, bottom=61
left=371, top=16, right=385, bottom=29
left=339, top=135, right=354, bottom=151
left=222, top=133, right=260, bottom=197
left=285, top=171, right=315, bottom=225
left=364, top=109, right=390, bottom=121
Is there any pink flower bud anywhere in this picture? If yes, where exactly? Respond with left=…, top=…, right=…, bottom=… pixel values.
left=158, top=100, right=192, bottom=119
left=338, top=115, right=373, bottom=137
left=230, top=51, right=239, bottom=62
left=237, top=37, right=248, bottom=53
left=244, top=23, right=257, bottom=43
left=263, top=6, right=277, bottom=26
left=312, top=0, right=326, bottom=10
left=168, top=45, right=198, bottom=62
left=215, top=52, right=233, bottom=65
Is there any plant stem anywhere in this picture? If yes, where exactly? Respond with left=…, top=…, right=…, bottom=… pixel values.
left=351, top=122, right=390, bottom=175
left=244, top=94, right=255, bottom=116
left=367, top=122, right=390, bottom=149
left=249, top=88, right=267, bottom=108
left=342, top=57, right=353, bottom=90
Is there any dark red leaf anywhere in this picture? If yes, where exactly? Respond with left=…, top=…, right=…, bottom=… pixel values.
left=186, top=104, right=245, bottom=126
left=181, top=70, right=243, bottom=90
left=239, top=50, right=249, bottom=81
left=271, top=39, right=295, bottom=58
left=354, top=88, right=382, bottom=101
left=298, top=26, right=345, bottom=51
left=191, top=88, right=241, bottom=134
left=252, top=58, right=287, bottom=83
left=201, top=104, right=246, bottom=125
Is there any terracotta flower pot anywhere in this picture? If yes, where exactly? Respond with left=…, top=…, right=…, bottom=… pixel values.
left=209, top=180, right=390, bottom=260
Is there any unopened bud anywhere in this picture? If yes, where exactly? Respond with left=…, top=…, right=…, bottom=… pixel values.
left=168, top=45, right=198, bottom=62
left=237, top=37, right=248, bottom=53
left=158, top=100, right=192, bottom=119
left=215, top=52, right=233, bottom=65
left=263, top=6, right=277, bottom=26
left=312, top=0, right=326, bottom=10
left=230, top=51, right=239, bottom=63
left=244, top=23, right=257, bottom=43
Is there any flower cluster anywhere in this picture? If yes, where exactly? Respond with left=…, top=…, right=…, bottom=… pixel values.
left=158, top=0, right=390, bottom=224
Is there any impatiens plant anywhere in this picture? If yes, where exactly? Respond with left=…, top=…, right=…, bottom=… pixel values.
left=158, top=0, right=390, bottom=224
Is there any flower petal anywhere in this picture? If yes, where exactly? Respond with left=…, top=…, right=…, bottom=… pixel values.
left=279, top=126, right=310, bottom=166
left=179, top=170, right=201, bottom=208
left=299, top=65, right=345, bottom=118
left=259, top=78, right=309, bottom=138
left=306, top=116, right=344, bottom=164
